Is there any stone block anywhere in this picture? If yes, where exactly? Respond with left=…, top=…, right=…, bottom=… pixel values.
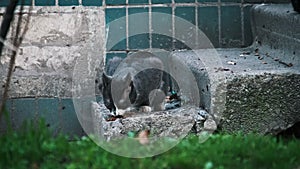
left=91, top=102, right=215, bottom=141
left=174, top=47, right=300, bottom=134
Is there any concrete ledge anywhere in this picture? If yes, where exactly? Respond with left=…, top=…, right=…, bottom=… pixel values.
left=91, top=102, right=216, bottom=141
left=217, top=49, right=300, bottom=134
left=174, top=47, right=300, bottom=134
left=223, top=71, right=300, bottom=134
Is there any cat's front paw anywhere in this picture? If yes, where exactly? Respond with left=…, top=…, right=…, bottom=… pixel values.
left=139, top=106, right=152, bottom=113
left=116, top=107, right=138, bottom=117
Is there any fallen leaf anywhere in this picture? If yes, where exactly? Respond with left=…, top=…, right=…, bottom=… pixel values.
left=137, top=130, right=150, bottom=145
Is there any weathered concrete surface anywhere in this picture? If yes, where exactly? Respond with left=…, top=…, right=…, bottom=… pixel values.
left=174, top=46, right=300, bottom=134
left=0, top=75, right=72, bottom=98
left=252, top=4, right=300, bottom=63
left=0, top=7, right=105, bottom=98
left=218, top=49, right=300, bottom=134
left=91, top=101, right=216, bottom=141
left=223, top=71, right=300, bottom=134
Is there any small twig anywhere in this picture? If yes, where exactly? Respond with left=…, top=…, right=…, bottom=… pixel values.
left=278, top=60, right=293, bottom=67
left=0, top=0, right=18, bottom=56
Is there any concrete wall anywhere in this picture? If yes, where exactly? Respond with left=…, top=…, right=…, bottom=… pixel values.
left=0, top=6, right=105, bottom=136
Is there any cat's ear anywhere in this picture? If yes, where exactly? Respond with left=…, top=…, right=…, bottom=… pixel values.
left=102, top=72, right=112, bottom=85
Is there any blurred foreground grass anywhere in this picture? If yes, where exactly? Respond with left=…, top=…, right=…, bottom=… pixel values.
left=0, top=120, right=299, bottom=169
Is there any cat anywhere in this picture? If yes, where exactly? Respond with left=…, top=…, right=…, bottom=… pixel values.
left=292, top=0, right=300, bottom=13
left=101, top=52, right=172, bottom=116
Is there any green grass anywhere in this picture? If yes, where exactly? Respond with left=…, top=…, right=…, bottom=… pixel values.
left=0, top=120, right=299, bottom=169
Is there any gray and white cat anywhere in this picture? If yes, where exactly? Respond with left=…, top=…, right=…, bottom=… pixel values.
left=101, top=52, right=171, bottom=116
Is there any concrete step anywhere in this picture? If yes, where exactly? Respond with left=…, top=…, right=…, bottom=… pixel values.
left=175, top=47, right=300, bottom=134
left=176, top=4, right=300, bottom=134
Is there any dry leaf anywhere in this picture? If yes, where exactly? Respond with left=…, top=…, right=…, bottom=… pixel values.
left=137, top=130, right=150, bottom=145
